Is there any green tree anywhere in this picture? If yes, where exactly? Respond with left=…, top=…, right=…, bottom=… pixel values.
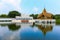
left=0, top=14, right=8, bottom=18
left=34, top=14, right=38, bottom=19
left=8, top=11, right=21, bottom=18
left=55, top=14, right=60, bottom=19
left=30, top=14, right=38, bottom=19
left=30, top=14, right=34, bottom=19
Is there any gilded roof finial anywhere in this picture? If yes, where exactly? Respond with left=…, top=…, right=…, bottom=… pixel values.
left=42, top=8, right=46, bottom=14
left=43, top=8, right=46, bottom=12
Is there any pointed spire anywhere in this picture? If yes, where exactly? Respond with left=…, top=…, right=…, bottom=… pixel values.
left=43, top=8, right=46, bottom=12
left=42, top=8, right=47, bottom=14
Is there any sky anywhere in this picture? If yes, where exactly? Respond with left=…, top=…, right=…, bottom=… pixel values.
left=0, top=0, right=60, bottom=14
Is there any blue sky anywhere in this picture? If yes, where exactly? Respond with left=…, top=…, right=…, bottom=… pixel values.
left=0, top=0, right=60, bottom=14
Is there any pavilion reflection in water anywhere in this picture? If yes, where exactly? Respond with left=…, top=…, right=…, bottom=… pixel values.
left=36, top=24, right=53, bottom=35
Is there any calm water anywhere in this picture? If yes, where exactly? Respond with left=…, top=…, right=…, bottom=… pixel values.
left=0, top=23, right=60, bottom=40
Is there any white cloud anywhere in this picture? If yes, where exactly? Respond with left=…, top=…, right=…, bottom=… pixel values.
left=33, top=7, right=38, bottom=12
left=0, top=0, right=22, bottom=14
left=32, top=7, right=39, bottom=14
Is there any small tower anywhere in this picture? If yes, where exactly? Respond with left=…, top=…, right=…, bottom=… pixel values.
left=42, top=8, right=47, bottom=14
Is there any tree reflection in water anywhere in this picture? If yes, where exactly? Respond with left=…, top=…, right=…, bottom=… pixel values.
left=36, top=24, right=53, bottom=36
left=0, top=24, right=9, bottom=27
left=8, top=24, right=21, bottom=31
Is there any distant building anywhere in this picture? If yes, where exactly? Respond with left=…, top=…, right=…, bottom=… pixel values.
left=12, top=14, right=33, bottom=23
left=37, top=8, right=53, bottom=19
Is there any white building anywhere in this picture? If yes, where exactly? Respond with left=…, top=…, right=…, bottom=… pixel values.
left=12, top=14, right=34, bottom=23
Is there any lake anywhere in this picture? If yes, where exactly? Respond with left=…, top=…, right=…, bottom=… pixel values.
left=0, top=23, right=60, bottom=40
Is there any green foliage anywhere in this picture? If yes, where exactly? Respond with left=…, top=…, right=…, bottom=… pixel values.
left=30, top=14, right=34, bottom=17
left=34, top=14, right=38, bottom=19
left=54, top=14, right=60, bottom=19
left=56, top=19, right=60, bottom=24
left=55, top=14, right=60, bottom=24
left=0, top=14, right=8, bottom=18
left=8, top=11, right=21, bottom=18
left=30, top=14, right=38, bottom=19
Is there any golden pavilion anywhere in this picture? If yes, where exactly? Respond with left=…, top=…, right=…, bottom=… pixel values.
left=37, top=8, right=53, bottom=19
